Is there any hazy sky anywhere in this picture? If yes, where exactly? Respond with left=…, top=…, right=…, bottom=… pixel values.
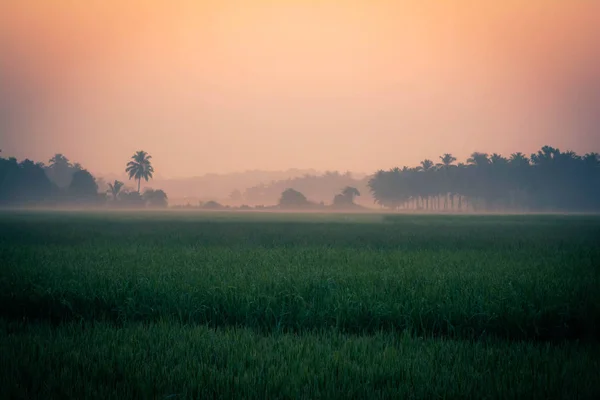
left=1, top=0, right=599, bottom=177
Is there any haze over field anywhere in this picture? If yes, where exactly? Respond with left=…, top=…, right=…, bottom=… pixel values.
left=1, top=0, right=599, bottom=178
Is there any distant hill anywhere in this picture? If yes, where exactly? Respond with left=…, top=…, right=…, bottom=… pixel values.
left=242, top=172, right=375, bottom=208
left=96, top=169, right=372, bottom=206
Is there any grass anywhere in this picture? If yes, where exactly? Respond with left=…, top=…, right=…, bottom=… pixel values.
left=0, top=211, right=599, bottom=398
left=2, top=321, right=599, bottom=400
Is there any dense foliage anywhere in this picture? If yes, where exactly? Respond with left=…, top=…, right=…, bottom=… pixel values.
left=368, top=146, right=600, bottom=211
left=0, top=152, right=168, bottom=208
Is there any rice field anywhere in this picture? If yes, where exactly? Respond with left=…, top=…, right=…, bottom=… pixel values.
left=1, top=211, right=599, bottom=399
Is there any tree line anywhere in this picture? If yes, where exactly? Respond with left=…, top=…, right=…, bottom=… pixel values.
left=2, top=145, right=599, bottom=212
left=368, top=146, right=600, bottom=212
left=0, top=150, right=168, bottom=208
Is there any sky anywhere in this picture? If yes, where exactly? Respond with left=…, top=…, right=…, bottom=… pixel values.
left=1, top=0, right=599, bottom=178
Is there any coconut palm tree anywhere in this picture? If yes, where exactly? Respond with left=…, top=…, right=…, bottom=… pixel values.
left=508, top=153, right=531, bottom=209
left=490, top=153, right=508, bottom=166
left=419, top=159, right=435, bottom=171
left=509, top=152, right=530, bottom=168
left=467, top=152, right=490, bottom=166
left=418, top=160, right=435, bottom=210
left=126, top=151, right=154, bottom=193
left=531, top=146, right=560, bottom=166
left=364, top=145, right=600, bottom=213
left=438, top=153, right=456, bottom=168
left=107, top=180, right=124, bottom=201
left=437, top=154, right=457, bottom=210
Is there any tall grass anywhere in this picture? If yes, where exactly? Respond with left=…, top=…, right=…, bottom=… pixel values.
left=2, top=212, right=599, bottom=398
left=1, top=212, right=599, bottom=341
left=2, top=320, right=599, bottom=400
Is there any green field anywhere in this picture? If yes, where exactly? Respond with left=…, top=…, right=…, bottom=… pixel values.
left=1, top=211, right=599, bottom=399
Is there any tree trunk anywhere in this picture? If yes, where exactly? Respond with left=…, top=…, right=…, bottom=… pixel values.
left=138, top=178, right=141, bottom=193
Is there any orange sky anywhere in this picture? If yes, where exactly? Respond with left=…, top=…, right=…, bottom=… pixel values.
left=1, top=0, right=599, bottom=177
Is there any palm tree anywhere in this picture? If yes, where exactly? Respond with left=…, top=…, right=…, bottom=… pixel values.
left=107, top=180, right=124, bottom=201
left=490, top=153, right=508, bottom=166
left=531, top=146, right=560, bottom=166
left=418, top=160, right=434, bottom=210
left=126, top=151, right=154, bottom=193
left=467, top=152, right=490, bottom=166
left=508, top=153, right=531, bottom=209
left=465, top=152, right=492, bottom=210
left=455, top=162, right=468, bottom=211
left=438, top=153, right=456, bottom=167
left=509, top=152, right=530, bottom=168
left=365, top=145, right=600, bottom=213
left=419, top=159, right=434, bottom=171
left=437, top=154, right=456, bottom=210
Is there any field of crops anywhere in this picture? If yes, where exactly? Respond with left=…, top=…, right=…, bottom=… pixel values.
left=1, top=211, right=599, bottom=399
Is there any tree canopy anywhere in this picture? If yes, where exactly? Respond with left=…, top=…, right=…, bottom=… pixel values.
left=0, top=152, right=168, bottom=209
left=279, top=188, right=310, bottom=209
left=368, top=147, right=600, bottom=212
left=69, top=169, right=98, bottom=202
left=333, top=186, right=361, bottom=209
left=144, top=189, right=168, bottom=208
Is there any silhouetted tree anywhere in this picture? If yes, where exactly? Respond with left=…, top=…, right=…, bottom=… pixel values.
left=69, top=169, right=98, bottom=204
left=143, top=188, right=168, bottom=208
left=126, top=151, right=154, bottom=193
left=202, top=200, right=223, bottom=210
left=0, top=157, right=57, bottom=205
left=107, top=180, right=124, bottom=202
left=368, top=146, right=600, bottom=212
left=119, top=191, right=145, bottom=208
left=437, top=154, right=457, bottom=210
left=46, top=153, right=75, bottom=188
left=333, top=186, right=361, bottom=208
left=342, top=186, right=360, bottom=200
left=279, top=188, right=310, bottom=209
left=438, top=154, right=457, bottom=168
